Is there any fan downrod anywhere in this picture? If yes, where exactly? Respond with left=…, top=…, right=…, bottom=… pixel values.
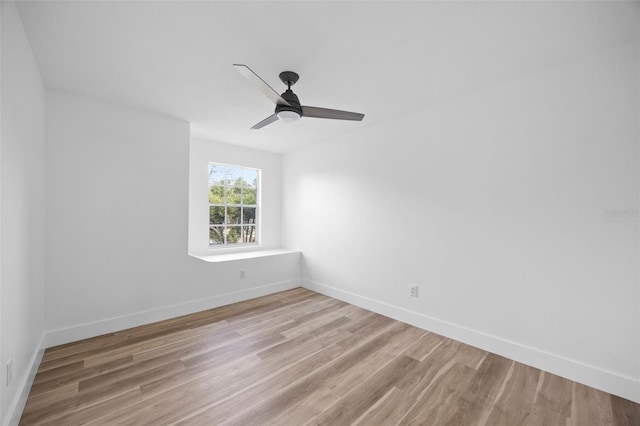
left=279, top=71, right=299, bottom=88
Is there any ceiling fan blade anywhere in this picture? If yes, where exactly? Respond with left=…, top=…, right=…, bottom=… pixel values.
left=301, top=106, right=364, bottom=121
left=234, top=64, right=290, bottom=106
left=251, top=114, right=279, bottom=129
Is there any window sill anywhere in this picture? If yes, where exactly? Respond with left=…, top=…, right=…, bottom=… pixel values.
left=190, top=248, right=300, bottom=263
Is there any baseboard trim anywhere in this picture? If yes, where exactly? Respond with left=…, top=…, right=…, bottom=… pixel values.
left=303, top=278, right=640, bottom=403
left=44, top=279, right=300, bottom=348
left=4, top=332, right=46, bottom=426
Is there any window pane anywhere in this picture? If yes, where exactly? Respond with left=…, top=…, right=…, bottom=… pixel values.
left=209, top=227, right=224, bottom=245
left=208, top=164, right=225, bottom=185
left=243, top=207, right=256, bottom=224
left=209, top=186, right=224, bottom=204
left=227, top=187, right=241, bottom=204
left=209, top=206, right=225, bottom=225
left=242, top=226, right=256, bottom=243
left=243, top=168, right=258, bottom=188
left=227, top=206, right=241, bottom=224
left=226, top=226, right=242, bottom=244
left=243, top=188, right=257, bottom=205
left=208, top=162, right=260, bottom=247
left=226, top=166, right=241, bottom=186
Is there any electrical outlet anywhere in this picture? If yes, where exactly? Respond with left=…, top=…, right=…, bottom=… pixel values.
left=239, top=270, right=245, bottom=279
left=6, top=359, right=12, bottom=387
left=410, top=285, right=419, bottom=298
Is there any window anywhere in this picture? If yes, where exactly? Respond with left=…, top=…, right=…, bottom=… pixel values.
left=208, top=162, right=259, bottom=246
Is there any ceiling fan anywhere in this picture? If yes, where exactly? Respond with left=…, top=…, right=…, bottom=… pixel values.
left=234, top=64, right=365, bottom=129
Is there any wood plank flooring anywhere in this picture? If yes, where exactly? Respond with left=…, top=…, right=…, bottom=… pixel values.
left=20, top=288, right=640, bottom=425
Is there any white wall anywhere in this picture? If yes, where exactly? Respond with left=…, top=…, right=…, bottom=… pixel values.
left=45, top=91, right=300, bottom=345
left=0, top=1, right=46, bottom=423
left=283, top=34, right=640, bottom=400
left=188, top=137, right=282, bottom=256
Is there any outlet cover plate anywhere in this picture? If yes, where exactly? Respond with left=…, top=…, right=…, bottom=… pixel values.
left=410, top=285, right=419, bottom=298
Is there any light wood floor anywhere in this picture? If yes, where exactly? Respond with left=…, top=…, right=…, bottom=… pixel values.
left=21, top=288, right=639, bottom=425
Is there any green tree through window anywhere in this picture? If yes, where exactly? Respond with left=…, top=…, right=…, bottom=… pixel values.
left=208, top=163, right=259, bottom=246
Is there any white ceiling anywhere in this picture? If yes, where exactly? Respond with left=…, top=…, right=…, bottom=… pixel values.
left=15, top=1, right=638, bottom=153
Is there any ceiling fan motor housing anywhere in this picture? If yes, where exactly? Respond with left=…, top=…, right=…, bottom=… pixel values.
left=276, top=89, right=303, bottom=116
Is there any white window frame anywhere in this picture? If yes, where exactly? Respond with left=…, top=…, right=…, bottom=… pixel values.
left=208, top=162, right=260, bottom=248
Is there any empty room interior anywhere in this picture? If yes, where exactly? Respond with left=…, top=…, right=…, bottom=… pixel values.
left=2, top=0, right=640, bottom=424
